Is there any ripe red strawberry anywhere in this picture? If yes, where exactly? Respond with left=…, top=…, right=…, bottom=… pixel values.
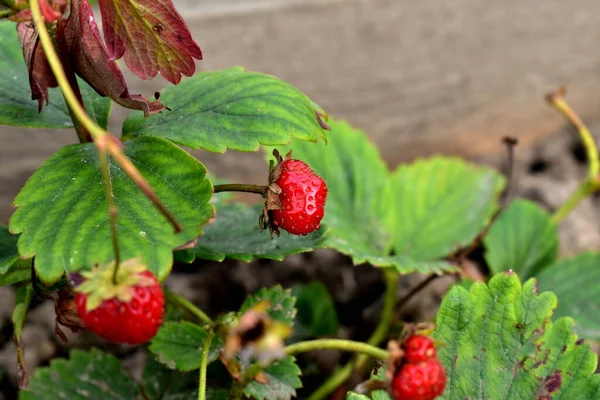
left=74, top=259, right=165, bottom=345
left=270, top=158, right=327, bottom=235
left=403, top=335, right=436, bottom=363
left=391, top=359, right=447, bottom=400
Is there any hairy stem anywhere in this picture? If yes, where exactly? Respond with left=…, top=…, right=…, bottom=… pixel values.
left=547, top=88, right=600, bottom=223
left=98, top=153, right=121, bottom=282
left=30, top=0, right=182, bottom=235
left=284, top=339, right=389, bottom=360
left=198, top=334, right=214, bottom=400
left=165, top=290, right=213, bottom=325
left=213, top=184, right=268, bottom=196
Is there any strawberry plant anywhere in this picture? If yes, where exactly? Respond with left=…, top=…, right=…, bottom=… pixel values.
left=1, top=1, right=600, bottom=399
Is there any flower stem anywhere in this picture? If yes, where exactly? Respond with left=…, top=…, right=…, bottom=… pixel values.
left=356, top=269, right=398, bottom=369
left=213, top=184, right=268, bottom=196
left=284, top=339, right=390, bottom=360
left=198, top=334, right=214, bottom=400
left=307, top=269, right=398, bottom=400
left=98, top=153, right=121, bottom=282
left=165, top=290, right=213, bottom=325
left=547, top=88, right=600, bottom=223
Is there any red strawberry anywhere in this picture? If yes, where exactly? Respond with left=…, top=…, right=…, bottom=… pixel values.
left=74, top=259, right=165, bottom=345
left=268, top=156, right=327, bottom=236
left=403, top=335, right=437, bottom=363
left=391, top=359, right=447, bottom=400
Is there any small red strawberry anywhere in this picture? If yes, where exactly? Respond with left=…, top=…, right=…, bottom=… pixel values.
left=263, top=150, right=327, bottom=236
left=74, top=259, right=165, bottom=345
left=391, top=359, right=447, bottom=400
left=403, top=335, right=436, bottom=363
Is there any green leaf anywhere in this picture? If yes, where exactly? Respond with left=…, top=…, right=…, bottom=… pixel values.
left=292, top=282, right=338, bottom=338
left=484, top=199, right=558, bottom=278
left=193, top=203, right=326, bottom=262
left=392, top=157, right=505, bottom=260
left=537, top=252, right=600, bottom=340
left=239, top=286, right=296, bottom=326
left=122, top=66, right=327, bottom=152
left=346, top=394, right=370, bottom=400
left=0, top=22, right=111, bottom=129
left=266, top=119, right=457, bottom=275
left=142, top=352, right=196, bottom=399
left=19, top=348, right=141, bottom=400
left=433, top=271, right=600, bottom=400
left=9, top=136, right=214, bottom=284
left=149, top=321, right=222, bottom=371
left=0, top=226, right=20, bottom=272
left=243, top=356, right=302, bottom=400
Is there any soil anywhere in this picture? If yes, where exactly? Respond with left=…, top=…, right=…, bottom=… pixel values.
left=1, top=123, right=600, bottom=399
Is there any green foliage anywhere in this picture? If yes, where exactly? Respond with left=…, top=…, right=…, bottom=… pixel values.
left=20, top=349, right=141, bottom=400
left=392, top=157, right=504, bottom=260
left=292, top=282, right=338, bottom=338
left=433, top=272, right=600, bottom=399
left=149, top=321, right=222, bottom=371
left=243, top=356, right=302, bottom=400
left=142, top=351, right=198, bottom=399
left=484, top=199, right=558, bottom=278
left=537, top=252, right=600, bottom=340
left=239, top=285, right=297, bottom=326
left=192, top=203, right=326, bottom=262
left=9, top=136, right=214, bottom=284
left=0, top=226, right=20, bottom=274
left=122, top=67, right=327, bottom=152
left=0, top=22, right=111, bottom=129
left=268, top=119, right=499, bottom=272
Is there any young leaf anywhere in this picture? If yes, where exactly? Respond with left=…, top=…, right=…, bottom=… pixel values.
left=266, top=119, right=457, bottom=275
left=19, top=348, right=141, bottom=400
left=192, top=203, right=326, bottom=262
left=149, top=321, right=222, bottom=371
left=122, top=67, right=327, bottom=152
left=292, top=282, right=338, bottom=338
left=433, top=271, right=600, bottom=400
left=0, top=259, right=31, bottom=286
left=243, top=356, right=302, bottom=400
left=239, top=286, right=296, bottom=326
left=97, top=0, right=202, bottom=84
left=392, top=157, right=505, bottom=261
left=9, top=136, right=214, bottom=284
left=0, top=21, right=111, bottom=129
left=346, top=394, right=370, bottom=400
left=484, top=199, right=558, bottom=278
left=537, top=252, right=600, bottom=340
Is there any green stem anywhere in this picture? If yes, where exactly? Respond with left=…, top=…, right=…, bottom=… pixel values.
left=307, top=363, right=352, bottom=400
left=552, top=180, right=598, bottom=224
left=98, top=153, right=121, bottom=283
left=308, top=270, right=398, bottom=400
left=547, top=89, right=600, bottom=223
left=165, top=290, right=213, bottom=325
left=356, top=269, right=398, bottom=369
left=284, top=339, right=389, bottom=361
left=198, top=334, right=214, bottom=400
left=213, top=184, right=268, bottom=196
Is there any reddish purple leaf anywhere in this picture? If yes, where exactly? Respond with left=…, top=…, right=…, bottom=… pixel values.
left=40, top=0, right=62, bottom=22
left=58, top=0, right=165, bottom=116
left=17, top=22, right=58, bottom=111
left=98, top=0, right=202, bottom=84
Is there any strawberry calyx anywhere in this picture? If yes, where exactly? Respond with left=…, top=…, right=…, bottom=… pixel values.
left=259, top=149, right=292, bottom=237
left=73, top=258, right=156, bottom=312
